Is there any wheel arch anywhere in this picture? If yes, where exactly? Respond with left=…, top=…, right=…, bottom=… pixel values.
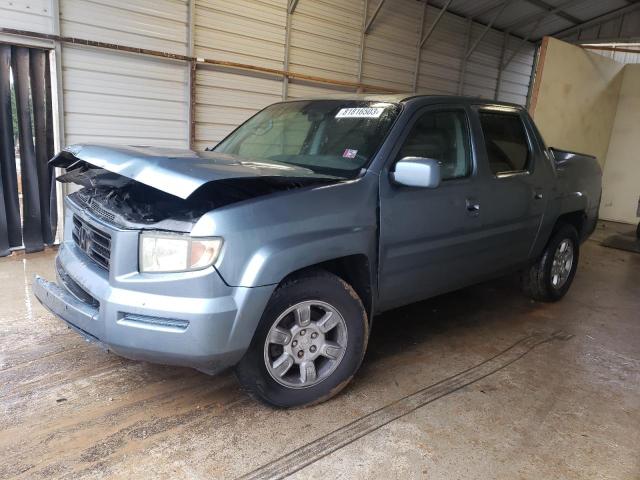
left=554, top=210, right=587, bottom=239
left=279, top=254, right=374, bottom=323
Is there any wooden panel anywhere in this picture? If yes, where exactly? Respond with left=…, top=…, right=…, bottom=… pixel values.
left=530, top=37, right=624, bottom=166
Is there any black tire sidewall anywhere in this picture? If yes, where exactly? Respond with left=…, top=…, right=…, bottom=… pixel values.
left=236, top=272, right=368, bottom=408
left=542, top=225, right=580, bottom=301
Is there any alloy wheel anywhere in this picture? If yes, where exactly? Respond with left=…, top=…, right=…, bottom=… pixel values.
left=263, top=300, right=348, bottom=389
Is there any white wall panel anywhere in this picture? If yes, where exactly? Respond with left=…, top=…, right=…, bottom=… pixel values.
left=194, top=68, right=282, bottom=150
left=418, top=10, right=468, bottom=95
left=195, top=0, right=287, bottom=70
left=462, top=24, right=502, bottom=99
left=286, top=82, right=348, bottom=99
left=62, top=46, right=188, bottom=147
left=362, top=0, right=421, bottom=91
left=288, top=0, right=362, bottom=83
left=588, top=44, right=640, bottom=65
left=2, top=0, right=538, bottom=151
left=60, top=0, right=189, bottom=55
left=0, top=0, right=54, bottom=34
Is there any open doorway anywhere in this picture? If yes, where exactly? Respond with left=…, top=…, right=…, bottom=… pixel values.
left=0, top=44, right=58, bottom=256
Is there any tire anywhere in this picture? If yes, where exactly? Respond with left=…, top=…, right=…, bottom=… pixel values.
left=235, top=270, right=369, bottom=408
left=636, top=222, right=640, bottom=239
left=521, top=224, right=580, bottom=302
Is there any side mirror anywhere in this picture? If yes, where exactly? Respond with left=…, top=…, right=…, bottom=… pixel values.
left=391, top=157, right=441, bottom=188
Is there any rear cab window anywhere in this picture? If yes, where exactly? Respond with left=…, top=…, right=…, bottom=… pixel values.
left=477, top=110, right=532, bottom=176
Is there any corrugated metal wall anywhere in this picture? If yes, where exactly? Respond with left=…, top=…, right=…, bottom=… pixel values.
left=0, top=0, right=54, bottom=34
left=363, top=0, right=421, bottom=92
left=59, top=0, right=189, bottom=147
left=61, top=46, right=189, bottom=147
left=587, top=44, right=640, bottom=64
left=60, top=0, right=189, bottom=55
left=418, top=9, right=466, bottom=95
left=288, top=0, right=362, bottom=83
left=1, top=0, right=537, bottom=151
left=193, top=0, right=286, bottom=149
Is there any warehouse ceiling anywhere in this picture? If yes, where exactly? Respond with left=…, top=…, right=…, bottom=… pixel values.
left=425, top=0, right=640, bottom=42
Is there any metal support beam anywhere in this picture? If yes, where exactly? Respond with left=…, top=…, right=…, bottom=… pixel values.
left=457, top=16, right=472, bottom=95
left=465, top=0, right=512, bottom=59
left=412, top=1, right=428, bottom=93
left=288, top=0, right=299, bottom=15
left=521, top=0, right=582, bottom=25
left=419, top=0, right=454, bottom=48
left=525, top=42, right=541, bottom=111
left=50, top=0, right=66, bottom=242
left=357, top=0, right=368, bottom=87
left=501, top=0, right=583, bottom=33
left=364, top=0, right=386, bottom=34
left=188, top=60, right=196, bottom=149
left=616, top=14, right=625, bottom=38
left=552, top=3, right=640, bottom=39
left=282, top=8, right=293, bottom=99
left=582, top=44, right=640, bottom=54
left=187, top=0, right=195, bottom=150
left=0, top=27, right=401, bottom=93
left=573, top=34, right=640, bottom=44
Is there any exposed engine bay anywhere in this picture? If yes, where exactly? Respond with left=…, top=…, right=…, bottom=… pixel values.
left=60, top=163, right=337, bottom=231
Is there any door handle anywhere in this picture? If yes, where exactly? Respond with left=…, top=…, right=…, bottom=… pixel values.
left=466, top=198, right=480, bottom=215
left=533, top=188, right=544, bottom=200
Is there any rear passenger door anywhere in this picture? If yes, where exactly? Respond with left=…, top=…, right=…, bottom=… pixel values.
left=472, top=106, right=548, bottom=273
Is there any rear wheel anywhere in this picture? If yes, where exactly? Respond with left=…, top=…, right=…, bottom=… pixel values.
left=236, top=271, right=368, bottom=407
left=521, top=224, right=580, bottom=302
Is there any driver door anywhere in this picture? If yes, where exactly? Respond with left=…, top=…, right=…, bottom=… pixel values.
left=377, top=105, right=485, bottom=311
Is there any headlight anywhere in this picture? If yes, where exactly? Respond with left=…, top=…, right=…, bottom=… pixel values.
left=139, top=232, right=223, bottom=273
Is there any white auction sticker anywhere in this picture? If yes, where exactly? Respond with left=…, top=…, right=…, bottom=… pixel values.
left=335, top=107, right=384, bottom=119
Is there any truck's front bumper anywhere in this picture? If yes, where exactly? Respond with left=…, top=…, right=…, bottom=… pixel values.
left=33, top=242, right=276, bottom=375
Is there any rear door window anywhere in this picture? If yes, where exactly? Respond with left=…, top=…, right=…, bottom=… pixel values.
left=478, top=111, right=531, bottom=175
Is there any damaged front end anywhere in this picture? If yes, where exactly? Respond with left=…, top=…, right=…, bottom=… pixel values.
left=51, top=145, right=340, bottom=231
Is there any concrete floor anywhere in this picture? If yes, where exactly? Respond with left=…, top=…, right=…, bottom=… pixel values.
left=1, top=221, right=638, bottom=480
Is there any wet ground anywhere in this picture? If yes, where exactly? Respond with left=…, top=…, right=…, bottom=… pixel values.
left=1, top=222, right=638, bottom=479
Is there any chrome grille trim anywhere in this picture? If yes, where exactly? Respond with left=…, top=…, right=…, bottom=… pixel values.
left=72, top=214, right=112, bottom=270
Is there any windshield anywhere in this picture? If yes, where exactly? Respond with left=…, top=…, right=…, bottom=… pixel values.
left=213, top=100, right=401, bottom=178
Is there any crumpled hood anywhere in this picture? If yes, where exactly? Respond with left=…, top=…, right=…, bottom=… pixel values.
left=51, top=144, right=336, bottom=199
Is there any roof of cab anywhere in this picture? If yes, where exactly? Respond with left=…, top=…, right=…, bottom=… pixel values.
left=281, top=93, right=523, bottom=109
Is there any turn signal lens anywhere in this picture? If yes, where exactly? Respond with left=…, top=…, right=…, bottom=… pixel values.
left=140, top=232, right=223, bottom=273
left=190, top=238, right=224, bottom=269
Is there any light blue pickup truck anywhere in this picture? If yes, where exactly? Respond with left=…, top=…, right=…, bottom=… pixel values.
left=34, top=95, right=602, bottom=407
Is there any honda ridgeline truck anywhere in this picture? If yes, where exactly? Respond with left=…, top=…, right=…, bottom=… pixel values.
left=34, top=95, right=602, bottom=407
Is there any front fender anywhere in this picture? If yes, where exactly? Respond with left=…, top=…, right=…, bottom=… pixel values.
left=192, top=172, right=380, bottom=288
left=233, top=226, right=376, bottom=287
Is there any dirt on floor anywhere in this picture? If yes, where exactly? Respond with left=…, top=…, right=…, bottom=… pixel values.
left=0, top=222, right=639, bottom=479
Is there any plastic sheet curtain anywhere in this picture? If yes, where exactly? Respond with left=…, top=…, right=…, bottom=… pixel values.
left=0, top=45, right=57, bottom=256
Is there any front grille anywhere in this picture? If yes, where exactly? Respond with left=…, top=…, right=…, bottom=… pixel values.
left=72, top=214, right=112, bottom=270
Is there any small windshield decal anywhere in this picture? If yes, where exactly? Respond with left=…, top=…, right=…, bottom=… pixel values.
left=335, top=107, right=384, bottom=119
left=343, top=149, right=358, bottom=159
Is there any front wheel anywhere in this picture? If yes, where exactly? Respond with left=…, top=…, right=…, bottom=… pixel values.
left=521, top=224, right=580, bottom=302
left=236, top=271, right=369, bottom=407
